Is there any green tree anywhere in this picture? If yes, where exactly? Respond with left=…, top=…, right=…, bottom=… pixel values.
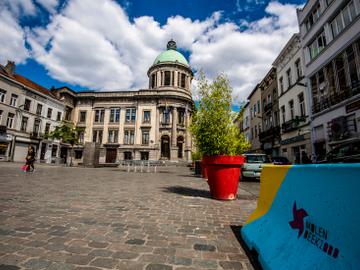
left=45, top=121, right=84, bottom=166
left=191, top=73, right=250, bottom=156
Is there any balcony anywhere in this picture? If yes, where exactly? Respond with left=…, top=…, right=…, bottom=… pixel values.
left=30, top=132, right=43, bottom=139
left=282, top=116, right=307, bottom=133
left=259, top=126, right=280, bottom=141
left=327, top=116, right=357, bottom=142
left=312, top=85, right=360, bottom=114
left=264, top=102, right=273, bottom=112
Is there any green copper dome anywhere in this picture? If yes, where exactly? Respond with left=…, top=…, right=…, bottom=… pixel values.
left=153, top=40, right=189, bottom=67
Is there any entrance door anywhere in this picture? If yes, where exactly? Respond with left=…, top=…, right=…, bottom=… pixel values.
left=60, top=147, right=68, bottom=163
left=40, top=143, right=47, bottom=160
left=177, top=136, right=184, bottom=159
left=161, top=135, right=170, bottom=159
left=141, top=152, right=149, bottom=160
left=106, top=148, right=117, bottom=163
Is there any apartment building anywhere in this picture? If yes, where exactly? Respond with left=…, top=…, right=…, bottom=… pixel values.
left=273, top=34, right=312, bottom=163
left=243, top=102, right=251, bottom=142
left=248, top=85, right=262, bottom=152
left=298, top=0, right=360, bottom=160
left=0, top=61, right=65, bottom=162
left=259, top=67, right=281, bottom=157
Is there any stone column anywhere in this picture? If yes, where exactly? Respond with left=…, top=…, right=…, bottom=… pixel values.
left=174, top=71, right=178, bottom=87
left=157, top=71, right=161, bottom=87
left=155, top=106, right=160, bottom=159
left=185, top=108, right=191, bottom=161
left=170, top=107, right=178, bottom=161
left=171, top=107, right=177, bottom=146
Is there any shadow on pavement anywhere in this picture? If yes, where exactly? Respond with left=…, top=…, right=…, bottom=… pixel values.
left=230, top=225, right=263, bottom=270
left=163, top=186, right=211, bottom=199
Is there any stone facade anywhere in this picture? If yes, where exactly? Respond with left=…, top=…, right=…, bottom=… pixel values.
left=247, top=85, right=262, bottom=152
left=0, top=61, right=66, bottom=163
left=298, top=0, right=360, bottom=161
left=52, top=41, right=194, bottom=164
left=273, top=34, right=312, bottom=163
left=259, top=67, right=281, bottom=157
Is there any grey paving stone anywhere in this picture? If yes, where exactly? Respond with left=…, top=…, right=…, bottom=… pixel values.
left=219, top=261, right=244, bottom=269
left=112, top=251, right=139, bottom=259
left=193, top=243, right=216, bottom=252
left=65, top=255, right=94, bottom=265
left=90, top=257, right=118, bottom=268
left=88, top=242, right=108, bottom=248
left=167, top=256, right=192, bottom=266
left=0, top=163, right=259, bottom=270
left=88, top=249, right=113, bottom=257
left=48, top=262, right=75, bottom=270
left=22, top=258, right=51, bottom=269
left=0, top=265, right=20, bottom=270
left=145, top=264, right=173, bottom=270
left=125, top=239, right=145, bottom=245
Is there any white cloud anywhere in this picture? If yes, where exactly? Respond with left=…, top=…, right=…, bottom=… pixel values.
left=0, top=0, right=36, bottom=17
left=25, top=0, right=220, bottom=90
left=1, top=0, right=301, bottom=102
left=190, top=1, right=301, bottom=102
left=0, top=9, right=28, bottom=64
left=35, top=0, right=59, bottom=14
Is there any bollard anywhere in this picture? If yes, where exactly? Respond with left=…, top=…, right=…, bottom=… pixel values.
left=241, top=164, right=360, bottom=270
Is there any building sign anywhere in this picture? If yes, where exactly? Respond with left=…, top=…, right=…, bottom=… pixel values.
left=280, top=135, right=305, bottom=145
left=346, top=99, right=360, bottom=113
left=289, top=201, right=339, bottom=259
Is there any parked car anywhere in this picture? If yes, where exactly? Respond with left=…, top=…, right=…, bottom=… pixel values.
left=241, top=153, right=271, bottom=180
left=271, top=156, right=292, bottom=165
left=318, top=139, right=360, bottom=163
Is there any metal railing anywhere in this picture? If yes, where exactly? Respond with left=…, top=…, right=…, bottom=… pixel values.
left=119, top=160, right=167, bottom=173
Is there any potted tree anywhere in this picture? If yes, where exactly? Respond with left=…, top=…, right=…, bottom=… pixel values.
left=191, top=73, right=250, bottom=200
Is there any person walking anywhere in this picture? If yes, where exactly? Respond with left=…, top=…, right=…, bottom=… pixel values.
left=25, top=145, right=36, bottom=172
left=301, top=151, right=312, bottom=164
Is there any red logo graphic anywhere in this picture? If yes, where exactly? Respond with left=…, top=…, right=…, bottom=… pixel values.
left=289, top=201, right=308, bottom=238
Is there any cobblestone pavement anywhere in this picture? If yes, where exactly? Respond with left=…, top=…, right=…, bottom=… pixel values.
left=0, top=162, right=259, bottom=270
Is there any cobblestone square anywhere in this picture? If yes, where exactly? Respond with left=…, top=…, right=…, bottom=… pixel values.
left=0, top=163, right=259, bottom=270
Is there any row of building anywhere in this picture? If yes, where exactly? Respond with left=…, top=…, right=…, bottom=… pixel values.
left=238, top=0, right=360, bottom=163
left=0, top=40, right=194, bottom=164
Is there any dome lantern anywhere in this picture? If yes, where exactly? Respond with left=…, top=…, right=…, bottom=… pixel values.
left=167, top=40, right=177, bottom=50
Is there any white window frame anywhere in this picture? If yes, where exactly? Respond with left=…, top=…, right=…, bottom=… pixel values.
left=6, top=113, right=15, bottom=128
left=0, top=90, right=6, bottom=103
left=109, top=108, right=120, bottom=123
left=10, top=94, right=17, bottom=107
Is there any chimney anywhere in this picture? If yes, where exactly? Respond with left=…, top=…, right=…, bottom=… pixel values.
left=4, top=61, right=16, bottom=75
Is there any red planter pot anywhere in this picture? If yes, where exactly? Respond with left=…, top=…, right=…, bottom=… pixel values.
left=201, top=159, right=208, bottom=179
left=204, top=155, right=244, bottom=200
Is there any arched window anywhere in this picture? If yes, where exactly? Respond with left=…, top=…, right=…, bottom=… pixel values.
left=181, top=73, right=186, bottom=88
left=164, top=71, right=171, bottom=86
left=151, top=74, right=156, bottom=88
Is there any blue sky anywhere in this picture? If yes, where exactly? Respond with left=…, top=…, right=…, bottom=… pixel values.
left=0, top=0, right=304, bottom=105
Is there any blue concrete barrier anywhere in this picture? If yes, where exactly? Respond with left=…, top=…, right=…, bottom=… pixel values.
left=241, top=164, right=360, bottom=270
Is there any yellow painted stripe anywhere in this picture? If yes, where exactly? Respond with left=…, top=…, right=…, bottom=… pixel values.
left=245, top=165, right=291, bottom=224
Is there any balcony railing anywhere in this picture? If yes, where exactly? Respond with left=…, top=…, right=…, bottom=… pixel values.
left=30, top=132, right=43, bottom=139
left=259, top=125, right=280, bottom=141
left=282, top=116, right=307, bottom=133
left=264, top=102, right=273, bottom=112
left=312, top=85, right=360, bottom=114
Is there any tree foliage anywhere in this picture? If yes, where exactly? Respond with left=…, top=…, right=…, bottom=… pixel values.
left=190, top=73, right=250, bottom=156
left=45, top=121, right=83, bottom=146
